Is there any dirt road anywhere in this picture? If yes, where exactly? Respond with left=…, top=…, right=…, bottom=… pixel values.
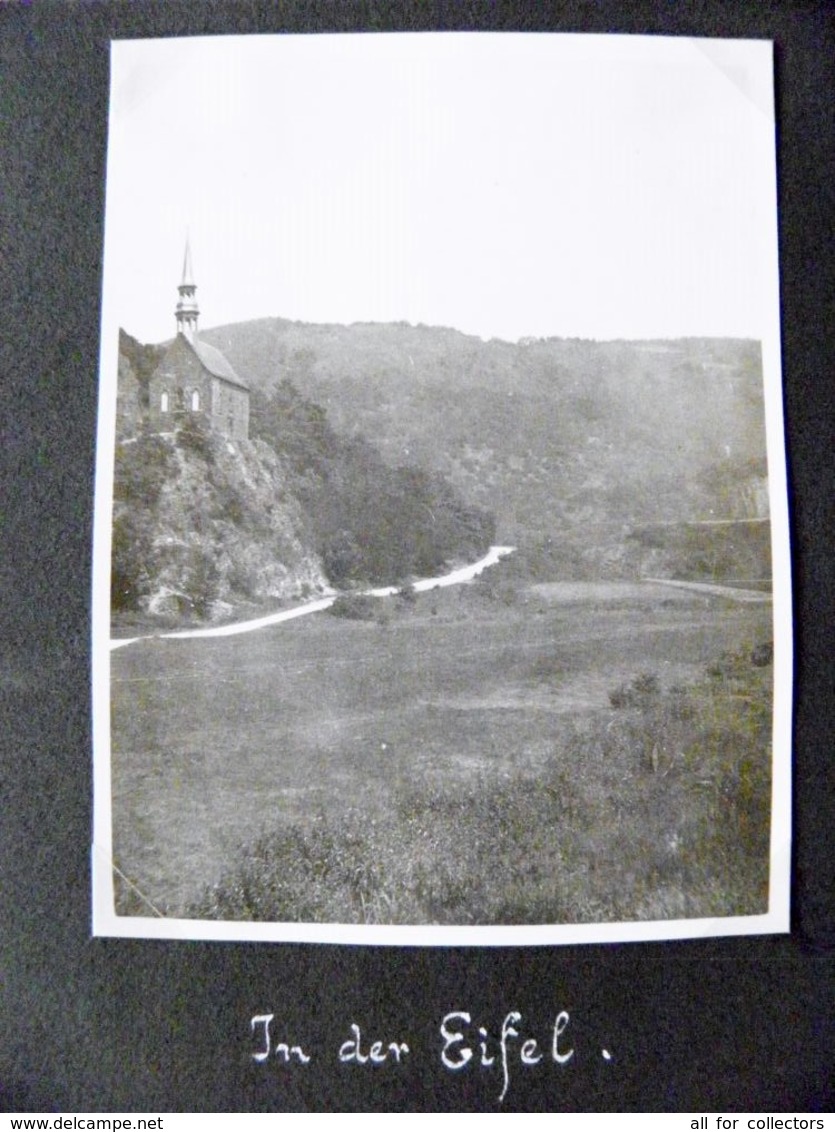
left=110, top=546, right=516, bottom=650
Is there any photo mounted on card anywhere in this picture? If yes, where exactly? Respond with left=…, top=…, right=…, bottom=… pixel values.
left=92, top=32, right=791, bottom=944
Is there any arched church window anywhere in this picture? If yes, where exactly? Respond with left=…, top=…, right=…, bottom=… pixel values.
left=191, top=390, right=200, bottom=412
left=160, top=391, right=169, bottom=413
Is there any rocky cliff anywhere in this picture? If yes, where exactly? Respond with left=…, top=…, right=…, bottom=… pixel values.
left=111, top=418, right=328, bottom=625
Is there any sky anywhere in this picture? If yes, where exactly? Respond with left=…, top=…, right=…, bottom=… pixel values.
left=102, top=33, right=780, bottom=345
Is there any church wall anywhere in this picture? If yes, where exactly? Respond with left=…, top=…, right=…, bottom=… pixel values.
left=148, top=336, right=249, bottom=439
left=213, top=379, right=249, bottom=440
left=147, top=337, right=213, bottom=432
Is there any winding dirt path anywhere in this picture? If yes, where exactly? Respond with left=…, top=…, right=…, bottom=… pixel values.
left=110, top=545, right=516, bottom=651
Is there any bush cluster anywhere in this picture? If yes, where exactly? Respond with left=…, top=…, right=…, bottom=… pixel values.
left=608, top=671, right=660, bottom=709
left=327, top=594, right=381, bottom=621
left=175, top=419, right=214, bottom=463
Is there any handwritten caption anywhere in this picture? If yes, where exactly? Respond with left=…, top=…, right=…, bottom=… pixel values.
left=250, top=1009, right=613, bottom=1103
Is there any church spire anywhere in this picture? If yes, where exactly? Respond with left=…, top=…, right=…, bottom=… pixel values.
left=175, top=236, right=199, bottom=343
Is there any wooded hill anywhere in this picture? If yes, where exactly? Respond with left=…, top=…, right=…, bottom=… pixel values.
left=201, top=319, right=770, bottom=579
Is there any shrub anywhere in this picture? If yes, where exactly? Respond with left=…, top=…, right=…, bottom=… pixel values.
left=609, top=671, right=661, bottom=708
left=632, top=672, right=660, bottom=696
left=750, top=640, right=773, bottom=667
left=173, top=546, right=219, bottom=619
left=175, top=419, right=214, bottom=463
left=328, top=594, right=381, bottom=621
left=608, top=684, right=631, bottom=709
left=227, top=560, right=260, bottom=599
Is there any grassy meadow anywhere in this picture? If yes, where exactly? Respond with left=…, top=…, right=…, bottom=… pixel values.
left=110, top=575, right=773, bottom=924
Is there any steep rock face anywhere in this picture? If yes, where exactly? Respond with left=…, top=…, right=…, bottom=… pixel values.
left=111, top=426, right=329, bottom=623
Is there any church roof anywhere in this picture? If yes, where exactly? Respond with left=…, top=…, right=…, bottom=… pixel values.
left=190, top=338, right=249, bottom=391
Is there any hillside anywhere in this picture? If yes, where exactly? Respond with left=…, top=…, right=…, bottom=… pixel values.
left=202, top=320, right=769, bottom=560
left=111, top=333, right=496, bottom=626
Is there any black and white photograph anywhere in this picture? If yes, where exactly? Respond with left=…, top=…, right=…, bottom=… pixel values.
left=92, top=32, right=791, bottom=945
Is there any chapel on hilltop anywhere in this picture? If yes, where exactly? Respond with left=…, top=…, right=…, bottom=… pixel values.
left=147, top=241, right=250, bottom=440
